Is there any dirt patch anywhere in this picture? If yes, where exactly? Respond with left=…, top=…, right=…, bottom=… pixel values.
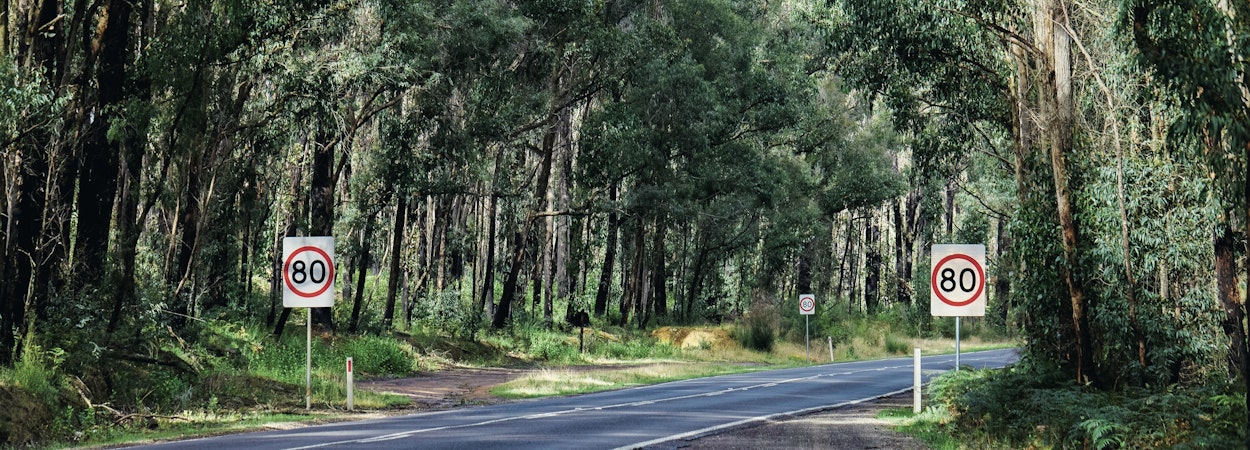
left=644, top=392, right=926, bottom=450
left=360, top=364, right=643, bottom=410
left=653, top=327, right=733, bottom=349
left=360, top=367, right=526, bottom=410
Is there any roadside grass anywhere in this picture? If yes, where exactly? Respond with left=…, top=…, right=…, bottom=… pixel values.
left=48, top=412, right=319, bottom=450
left=491, top=362, right=771, bottom=398
left=489, top=321, right=1016, bottom=399
left=877, top=407, right=961, bottom=450
left=12, top=315, right=1017, bottom=449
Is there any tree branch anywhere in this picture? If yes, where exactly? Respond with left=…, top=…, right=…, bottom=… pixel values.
left=936, top=6, right=1040, bottom=56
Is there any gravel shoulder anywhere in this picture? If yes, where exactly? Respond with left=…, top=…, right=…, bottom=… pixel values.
left=649, top=392, right=926, bottom=450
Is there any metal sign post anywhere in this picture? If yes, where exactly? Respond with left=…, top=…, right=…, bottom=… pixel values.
left=306, top=309, right=312, bottom=409
left=930, top=244, right=986, bottom=372
left=283, top=236, right=335, bottom=411
left=799, top=294, right=815, bottom=363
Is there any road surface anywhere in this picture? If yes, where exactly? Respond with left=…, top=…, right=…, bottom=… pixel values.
left=133, top=348, right=1017, bottom=450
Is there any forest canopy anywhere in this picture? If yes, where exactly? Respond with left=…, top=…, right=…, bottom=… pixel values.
left=1, top=0, right=1248, bottom=443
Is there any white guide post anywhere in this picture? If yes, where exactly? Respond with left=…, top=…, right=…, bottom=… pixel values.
left=346, top=357, right=354, bottom=411
left=913, top=348, right=922, bottom=413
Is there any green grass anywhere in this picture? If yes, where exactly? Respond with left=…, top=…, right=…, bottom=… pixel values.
left=490, top=362, right=771, bottom=398
left=877, top=407, right=961, bottom=450
left=6, top=312, right=1019, bottom=449
left=49, top=412, right=321, bottom=449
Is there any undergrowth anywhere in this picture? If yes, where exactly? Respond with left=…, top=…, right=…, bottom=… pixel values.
left=911, top=360, right=1247, bottom=448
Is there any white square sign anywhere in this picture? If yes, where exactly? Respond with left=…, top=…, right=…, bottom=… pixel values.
left=930, top=244, right=986, bottom=317
left=282, top=236, right=335, bottom=308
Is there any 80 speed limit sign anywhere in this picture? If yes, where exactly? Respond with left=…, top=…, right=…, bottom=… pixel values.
left=930, top=244, right=986, bottom=317
left=283, top=237, right=335, bottom=308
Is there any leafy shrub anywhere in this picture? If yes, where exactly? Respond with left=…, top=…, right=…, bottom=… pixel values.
left=732, top=317, right=775, bottom=353
left=341, top=335, right=419, bottom=376
left=884, top=334, right=909, bottom=354
left=528, top=332, right=579, bottom=362
left=596, top=338, right=675, bottom=359
left=927, top=360, right=1247, bottom=448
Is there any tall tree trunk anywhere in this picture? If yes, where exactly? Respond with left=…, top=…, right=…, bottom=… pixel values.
left=74, top=0, right=129, bottom=286
left=651, top=217, right=667, bottom=317
left=1216, top=224, right=1246, bottom=378
left=836, top=215, right=852, bottom=300
left=796, top=240, right=814, bottom=297
left=994, top=218, right=1011, bottom=327
left=540, top=189, right=554, bottom=324
left=2, top=144, right=46, bottom=363
left=271, top=160, right=304, bottom=335
left=1243, top=136, right=1250, bottom=449
left=621, top=220, right=644, bottom=327
left=893, top=198, right=907, bottom=305
left=2, top=0, right=62, bottom=363
left=593, top=183, right=619, bottom=317
left=308, top=134, right=335, bottom=331
left=1039, top=0, right=1094, bottom=385
left=944, top=180, right=955, bottom=238
left=686, top=239, right=708, bottom=321
left=349, top=215, right=374, bottom=333
left=555, top=124, right=572, bottom=315
left=846, top=216, right=860, bottom=314
left=494, top=120, right=557, bottom=328
left=384, top=196, right=407, bottom=330
left=479, top=166, right=500, bottom=317
left=864, top=213, right=881, bottom=315
left=1, top=0, right=7, bottom=57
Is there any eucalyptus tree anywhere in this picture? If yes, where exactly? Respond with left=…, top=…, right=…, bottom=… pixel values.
left=826, top=0, right=1129, bottom=383
left=1123, top=0, right=1250, bottom=436
left=489, top=0, right=634, bottom=329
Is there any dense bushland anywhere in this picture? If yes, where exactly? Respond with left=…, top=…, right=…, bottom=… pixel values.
left=921, top=366, right=1246, bottom=448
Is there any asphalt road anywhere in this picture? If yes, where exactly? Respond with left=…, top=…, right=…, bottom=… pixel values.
left=133, top=348, right=1018, bottom=450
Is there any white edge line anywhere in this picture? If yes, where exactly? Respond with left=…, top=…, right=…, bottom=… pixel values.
left=611, top=387, right=916, bottom=450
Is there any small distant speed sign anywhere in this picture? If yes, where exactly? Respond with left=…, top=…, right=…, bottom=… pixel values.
left=799, top=294, right=816, bottom=315
left=930, top=244, right=986, bottom=317
left=283, top=237, right=335, bottom=308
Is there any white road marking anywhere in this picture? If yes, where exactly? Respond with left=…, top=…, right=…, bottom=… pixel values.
left=282, top=352, right=1008, bottom=450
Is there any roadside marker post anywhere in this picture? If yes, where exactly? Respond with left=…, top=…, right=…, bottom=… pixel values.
left=930, top=244, right=987, bottom=372
left=828, top=336, right=834, bottom=362
left=283, top=236, right=335, bottom=410
left=347, top=357, right=354, bottom=411
left=914, top=348, right=921, bottom=413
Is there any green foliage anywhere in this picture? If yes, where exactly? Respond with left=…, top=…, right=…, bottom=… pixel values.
left=597, top=339, right=677, bottom=360
left=410, top=289, right=476, bottom=339
left=926, top=362, right=1247, bottom=448
left=4, top=341, right=65, bottom=405
left=883, top=334, right=909, bottom=355
left=527, top=331, right=580, bottom=363
left=733, top=315, right=776, bottom=353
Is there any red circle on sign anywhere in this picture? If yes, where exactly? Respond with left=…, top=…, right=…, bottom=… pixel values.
left=800, top=295, right=815, bottom=312
left=284, top=246, right=335, bottom=298
left=931, top=254, right=984, bottom=307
